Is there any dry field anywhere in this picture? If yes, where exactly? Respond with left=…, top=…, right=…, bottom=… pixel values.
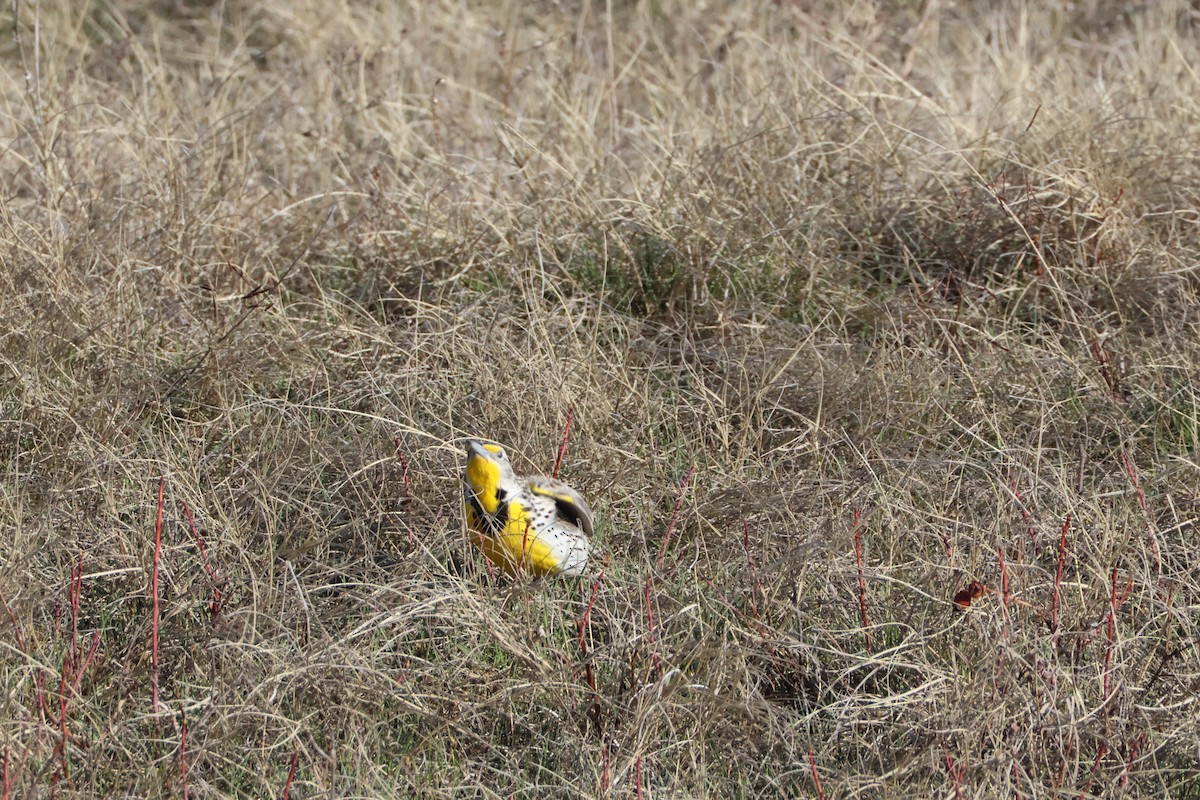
left=2, top=0, right=1199, bottom=797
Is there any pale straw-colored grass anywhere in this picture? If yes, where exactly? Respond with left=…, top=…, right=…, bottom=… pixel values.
left=1, top=1, right=1198, bottom=796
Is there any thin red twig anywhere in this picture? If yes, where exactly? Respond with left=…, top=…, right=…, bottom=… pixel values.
left=182, top=501, right=224, bottom=619
left=0, top=591, right=25, bottom=653
left=151, top=476, right=165, bottom=717
left=180, top=718, right=189, bottom=800
left=1103, top=567, right=1123, bottom=701
left=944, top=750, right=964, bottom=800
left=938, top=525, right=955, bottom=564
left=68, top=554, right=83, bottom=674
left=1121, top=449, right=1161, bottom=574
left=699, top=575, right=776, bottom=652
left=56, top=654, right=70, bottom=781
left=1119, top=732, right=1145, bottom=788
left=33, top=670, right=49, bottom=723
left=946, top=751, right=965, bottom=798
left=1007, top=475, right=1039, bottom=557
left=644, top=579, right=661, bottom=675
left=1120, top=450, right=1147, bottom=513
left=853, top=510, right=872, bottom=653
left=808, top=749, right=826, bottom=800
left=655, top=466, right=696, bottom=570
left=1091, top=334, right=1121, bottom=399
left=73, top=632, right=100, bottom=692
left=996, top=546, right=1011, bottom=640
left=635, top=756, right=644, bottom=800
left=282, top=748, right=299, bottom=800
left=552, top=406, right=574, bottom=479
left=1077, top=743, right=1107, bottom=800
left=578, top=572, right=604, bottom=734
left=578, top=573, right=603, bottom=653
left=600, top=745, right=609, bottom=796
left=742, top=520, right=761, bottom=621
left=1051, top=513, right=1071, bottom=639
left=391, top=438, right=415, bottom=546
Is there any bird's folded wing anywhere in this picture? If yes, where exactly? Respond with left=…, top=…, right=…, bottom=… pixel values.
left=527, top=477, right=595, bottom=537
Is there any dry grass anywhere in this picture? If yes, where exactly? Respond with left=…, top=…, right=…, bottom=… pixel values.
left=1, top=0, right=1199, bottom=796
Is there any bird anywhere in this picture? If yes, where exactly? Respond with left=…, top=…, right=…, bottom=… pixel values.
left=461, top=440, right=594, bottom=577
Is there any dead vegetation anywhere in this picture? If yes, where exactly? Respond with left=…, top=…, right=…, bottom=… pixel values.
left=1, top=0, right=1199, bottom=797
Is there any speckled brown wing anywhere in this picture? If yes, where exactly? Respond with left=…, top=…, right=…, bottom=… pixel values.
left=526, top=476, right=595, bottom=538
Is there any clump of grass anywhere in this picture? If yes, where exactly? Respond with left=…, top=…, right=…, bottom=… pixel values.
left=0, top=1, right=1199, bottom=797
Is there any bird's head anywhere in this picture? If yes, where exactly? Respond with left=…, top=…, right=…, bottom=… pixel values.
left=463, top=440, right=519, bottom=516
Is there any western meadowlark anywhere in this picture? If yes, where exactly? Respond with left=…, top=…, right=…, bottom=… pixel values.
left=462, top=440, right=593, bottom=577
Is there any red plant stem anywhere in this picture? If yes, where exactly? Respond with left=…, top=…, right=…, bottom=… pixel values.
left=1121, top=449, right=1161, bottom=574
left=742, top=520, right=760, bottom=620
left=180, top=718, right=189, bottom=800
left=853, top=510, right=872, bottom=653
left=68, top=554, right=83, bottom=672
left=0, top=591, right=25, bottom=653
left=938, top=528, right=955, bottom=564
left=1008, top=476, right=1039, bottom=557
left=56, top=654, right=70, bottom=780
left=33, top=670, right=49, bottom=722
left=600, top=745, right=609, bottom=796
left=151, top=476, right=165, bottom=717
left=655, top=465, right=696, bottom=570
left=996, top=546, right=1011, bottom=638
left=643, top=583, right=655, bottom=637
left=635, top=756, right=643, bottom=800
left=808, top=750, right=826, bottom=800
left=944, top=751, right=963, bottom=800
left=699, top=576, right=776, bottom=653
left=1091, top=335, right=1118, bottom=398
left=1051, top=513, right=1071, bottom=639
left=391, top=438, right=415, bottom=546
left=1077, top=743, right=1107, bottom=800
left=578, top=573, right=604, bottom=733
left=1103, top=567, right=1118, bottom=700
left=552, top=406, right=574, bottom=479
left=282, top=748, right=299, bottom=800
left=73, top=632, right=100, bottom=691
left=1120, top=733, right=1144, bottom=788
left=1120, top=450, right=1147, bottom=512
left=578, top=573, right=603, bottom=652
left=182, top=501, right=223, bottom=619
left=644, top=579, right=661, bottom=674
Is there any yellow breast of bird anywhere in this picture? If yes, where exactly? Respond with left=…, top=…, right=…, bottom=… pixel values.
left=466, top=494, right=564, bottom=576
